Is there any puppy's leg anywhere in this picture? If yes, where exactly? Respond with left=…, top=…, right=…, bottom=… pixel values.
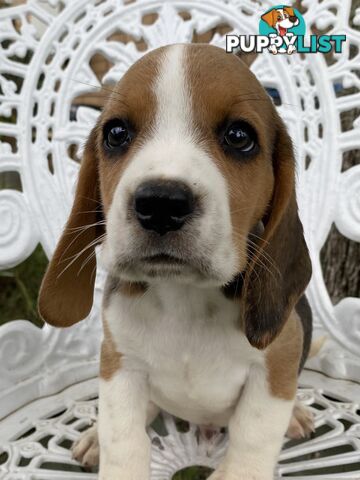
left=72, top=424, right=99, bottom=467
left=208, top=365, right=295, bottom=480
left=98, top=370, right=151, bottom=480
left=71, top=402, right=159, bottom=468
left=208, top=308, right=304, bottom=479
left=286, top=400, right=314, bottom=439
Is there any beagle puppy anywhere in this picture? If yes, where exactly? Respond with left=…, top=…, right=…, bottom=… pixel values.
left=38, top=44, right=313, bottom=480
left=261, top=7, right=300, bottom=37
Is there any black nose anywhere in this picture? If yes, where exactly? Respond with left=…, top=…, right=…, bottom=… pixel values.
left=290, top=15, right=298, bottom=23
left=134, top=180, right=195, bottom=235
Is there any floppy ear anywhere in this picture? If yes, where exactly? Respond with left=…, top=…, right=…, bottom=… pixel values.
left=261, top=9, right=277, bottom=28
left=38, top=128, right=105, bottom=327
left=284, top=7, right=296, bottom=17
left=235, top=50, right=257, bottom=69
left=242, top=118, right=312, bottom=350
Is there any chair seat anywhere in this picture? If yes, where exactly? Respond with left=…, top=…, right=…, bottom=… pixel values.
left=1, top=371, right=360, bottom=480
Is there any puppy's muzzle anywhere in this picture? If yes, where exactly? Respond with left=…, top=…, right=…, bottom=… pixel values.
left=134, top=180, right=195, bottom=236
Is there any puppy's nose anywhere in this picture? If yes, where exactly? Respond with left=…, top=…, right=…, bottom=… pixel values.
left=134, top=180, right=195, bottom=235
left=290, top=15, right=298, bottom=23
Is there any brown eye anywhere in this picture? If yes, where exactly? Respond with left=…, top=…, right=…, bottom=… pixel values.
left=224, top=122, right=256, bottom=153
left=104, top=120, right=131, bottom=150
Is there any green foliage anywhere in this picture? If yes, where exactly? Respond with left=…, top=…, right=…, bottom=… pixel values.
left=173, top=466, right=214, bottom=480
left=0, top=245, right=48, bottom=326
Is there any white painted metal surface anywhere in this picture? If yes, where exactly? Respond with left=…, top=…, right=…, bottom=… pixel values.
left=0, top=0, right=359, bottom=478
left=1, top=373, right=360, bottom=479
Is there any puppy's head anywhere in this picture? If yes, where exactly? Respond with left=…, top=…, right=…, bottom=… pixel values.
left=39, top=44, right=311, bottom=348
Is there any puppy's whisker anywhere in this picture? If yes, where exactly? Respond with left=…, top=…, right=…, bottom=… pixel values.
left=78, top=195, right=103, bottom=206
left=228, top=206, right=252, bottom=215
left=59, top=220, right=106, bottom=262
left=248, top=231, right=270, bottom=245
left=246, top=244, right=280, bottom=279
left=232, top=230, right=281, bottom=281
left=66, top=221, right=106, bottom=234
left=57, top=234, right=106, bottom=279
left=246, top=246, right=280, bottom=283
left=78, top=248, right=99, bottom=277
left=77, top=250, right=96, bottom=275
left=233, top=229, right=274, bottom=265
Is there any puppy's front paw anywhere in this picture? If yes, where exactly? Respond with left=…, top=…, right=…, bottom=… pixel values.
left=286, top=400, right=315, bottom=439
left=72, top=424, right=99, bottom=467
left=99, top=438, right=151, bottom=480
left=208, top=473, right=267, bottom=480
left=99, top=464, right=150, bottom=480
left=208, top=465, right=272, bottom=480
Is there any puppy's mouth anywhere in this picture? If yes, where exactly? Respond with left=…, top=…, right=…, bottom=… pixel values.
left=142, top=254, right=186, bottom=266
left=139, top=253, right=189, bottom=277
left=110, top=248, right=217, bottom=283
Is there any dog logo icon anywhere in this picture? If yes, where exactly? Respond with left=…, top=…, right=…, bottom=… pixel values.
left=226, top=5, right=346, bottom=56
left=259, top=5, right=306, bottom=55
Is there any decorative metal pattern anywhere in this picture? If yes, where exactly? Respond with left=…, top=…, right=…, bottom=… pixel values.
left=1, top=375, right=360, bottom=479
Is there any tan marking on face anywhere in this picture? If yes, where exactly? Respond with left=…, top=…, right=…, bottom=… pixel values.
left=100, top=318, right=122, bottom=380
left=184, top=44, right=275, bottom=271
left=95, top=48, right=165, bottom=215
left=265, top=310, right=303, bottom=400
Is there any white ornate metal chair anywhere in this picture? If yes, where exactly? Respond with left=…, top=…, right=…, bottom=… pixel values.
left=0, top=0, right=360, bottom=478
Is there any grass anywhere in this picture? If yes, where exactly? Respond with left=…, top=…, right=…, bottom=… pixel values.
left=0, top=245, right=47, bottom=327
left=173, top=467, right=214, bottom=479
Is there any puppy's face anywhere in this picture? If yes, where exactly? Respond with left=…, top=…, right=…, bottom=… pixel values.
left=97, top=44, right=275, bottom=286
left=39, top=43, right=311, bottom=349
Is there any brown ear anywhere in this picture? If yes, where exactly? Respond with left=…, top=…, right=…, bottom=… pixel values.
left=284, top=7, right=296, bottom=17
left=235, top=50, right=258, bottom=69
left=243, top=118, right=312, bottom=349
left=261, top=9, right=277, bottom=27
left=38, top=129, right=105, bottom=327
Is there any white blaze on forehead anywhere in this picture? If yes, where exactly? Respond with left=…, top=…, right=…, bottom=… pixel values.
left=103, top=44, right=239, bottom=285
left=154, top=44, right=193, bottom=140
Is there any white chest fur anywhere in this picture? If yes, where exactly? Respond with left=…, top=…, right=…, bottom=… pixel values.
left=104, top=283, right=264, bottom=426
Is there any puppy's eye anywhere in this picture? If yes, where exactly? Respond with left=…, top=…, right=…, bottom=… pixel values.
left=224, top=122, right=256, bottom=153
left=104, top=121, right=131, bottom=150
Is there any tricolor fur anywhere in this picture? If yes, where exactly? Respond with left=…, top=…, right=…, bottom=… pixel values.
left=39, top=44, right=313, bottom=480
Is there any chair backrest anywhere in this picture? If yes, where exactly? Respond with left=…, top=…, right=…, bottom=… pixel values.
left=0, top=0, right=359, bottom=419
